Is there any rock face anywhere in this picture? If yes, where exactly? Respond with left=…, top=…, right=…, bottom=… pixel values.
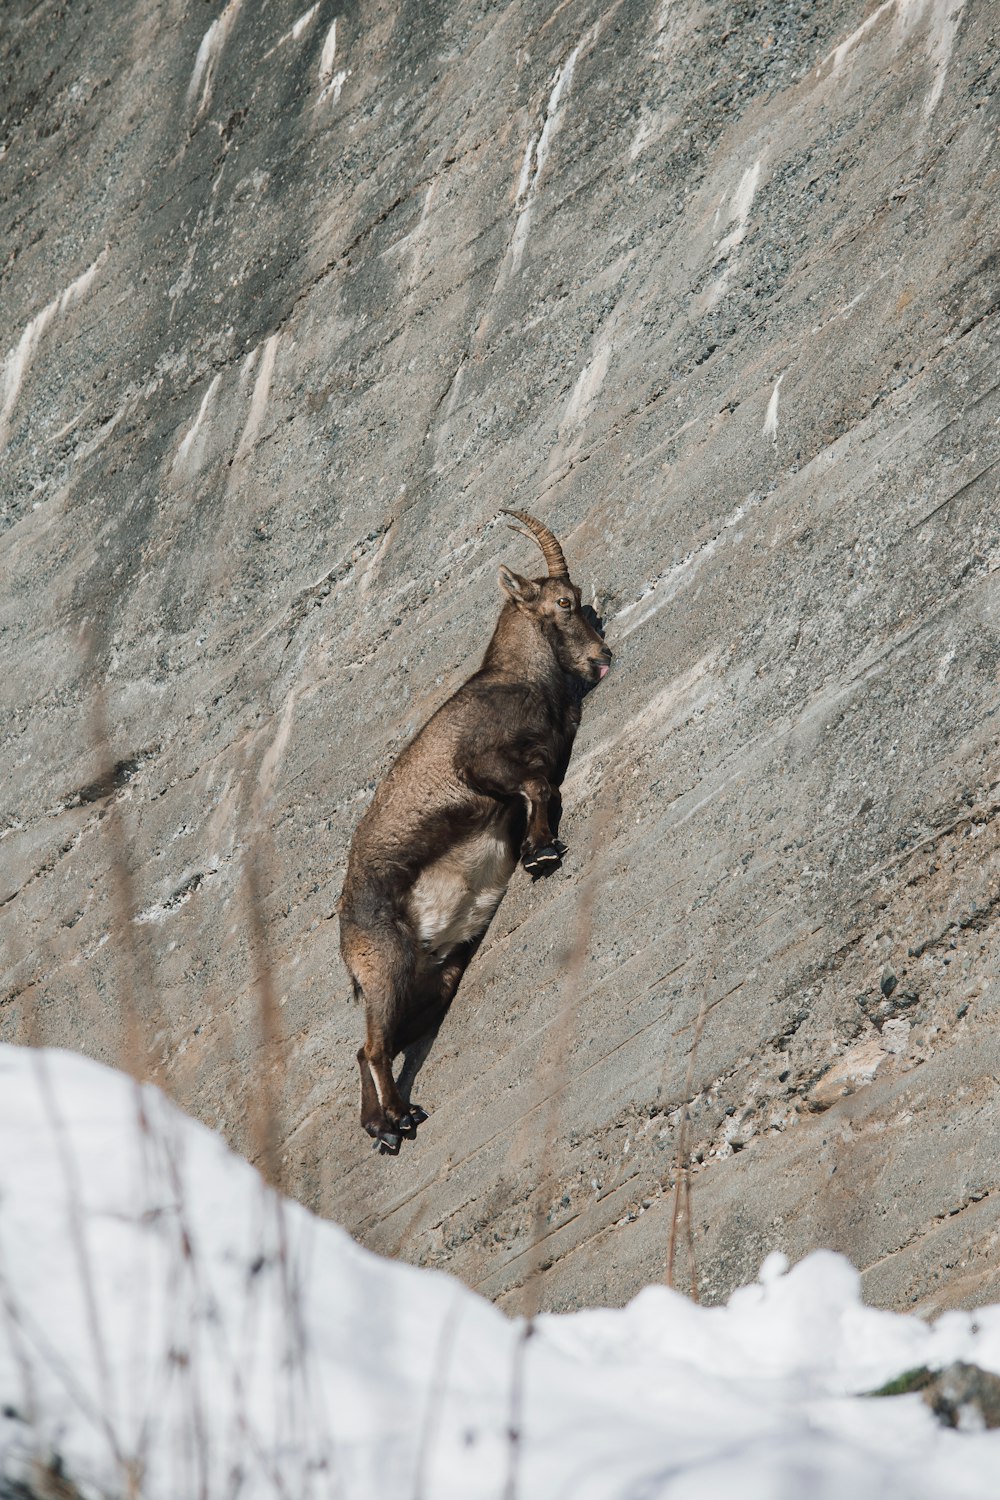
left=1, top=0, right=997, bottom=1314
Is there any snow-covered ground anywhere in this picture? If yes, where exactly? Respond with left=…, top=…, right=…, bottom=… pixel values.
left=1, top=1044, right=999, bottom=1499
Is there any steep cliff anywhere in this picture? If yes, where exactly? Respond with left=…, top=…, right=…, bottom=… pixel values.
left=2, top=0, right=997, bottom=1313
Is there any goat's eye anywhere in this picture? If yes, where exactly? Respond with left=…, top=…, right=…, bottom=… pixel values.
left=557, top=597, right=572, bottom=610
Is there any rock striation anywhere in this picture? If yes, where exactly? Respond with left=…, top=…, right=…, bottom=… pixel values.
left=1, top=0, right=998, bottom=1313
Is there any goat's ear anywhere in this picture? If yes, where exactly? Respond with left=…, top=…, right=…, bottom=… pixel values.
left=498, top=565, right=540, bottom=605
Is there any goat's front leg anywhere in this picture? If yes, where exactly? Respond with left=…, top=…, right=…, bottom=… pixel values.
left=458, top=750, right=566, bottom=876
left=519, top=774, right=567, bottom=876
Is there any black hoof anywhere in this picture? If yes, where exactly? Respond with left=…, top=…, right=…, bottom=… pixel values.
left=397, top=1106, right=428, bottom=1135
left=365, top=1119, right=402, bottom=1153
left=523, top=845, right=562, bottom=877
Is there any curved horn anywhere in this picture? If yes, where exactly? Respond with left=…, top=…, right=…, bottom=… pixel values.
left=499, top=508, right=569, bottom=578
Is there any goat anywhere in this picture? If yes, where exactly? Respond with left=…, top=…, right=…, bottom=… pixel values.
left=338, top=510, right=612, bottom=1152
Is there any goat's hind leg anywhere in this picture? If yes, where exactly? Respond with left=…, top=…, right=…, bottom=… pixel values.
left=393, top=947, right=474, bottom=1129
left=344, top=922, right=417, bottom=1152
left=356, top=1045, right=391, bottom=1145
left=357, top=1033, right=407, bottom=1155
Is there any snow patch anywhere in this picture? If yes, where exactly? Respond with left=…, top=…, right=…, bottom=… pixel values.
left=727, top=160, right=761, bottom=238
left=5, top=1045, right=1000, bottom=1498
left=629, top=116, right=654, bottom=160
left=318, top=68, right=348, bottom=106
left=897, top=0, right=967, bottom=118
left=319, top=16, right=338, bottom=77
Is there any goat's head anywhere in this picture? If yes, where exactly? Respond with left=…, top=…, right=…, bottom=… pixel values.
left=497, top=509, right=613, bottom=687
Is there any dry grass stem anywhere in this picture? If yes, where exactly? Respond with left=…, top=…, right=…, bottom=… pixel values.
left=666, top=983, right=709, bottom=1301
left=500, top=1321, right=535, bottom=1500
left=31, top=1050, right=125, bottom=1470
left=244, top=844, right=285, bottom=1193
left=502, top=797, right=610, bottom=1500
left=521, top=799, right=611, bottom=1321
left=82, top=626, right=152, bottom=1082
left=411, top=1291, right=464, bottom=1500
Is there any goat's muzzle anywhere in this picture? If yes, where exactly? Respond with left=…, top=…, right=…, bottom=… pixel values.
left=592, top=644, right=613, bottom=683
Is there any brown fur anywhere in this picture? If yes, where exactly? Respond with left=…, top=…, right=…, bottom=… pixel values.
left=339, top=511, right=611, bottom=1151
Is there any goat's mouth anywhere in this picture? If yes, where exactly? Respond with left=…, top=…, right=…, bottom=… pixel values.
left=588, top=655, right=612, bottom=683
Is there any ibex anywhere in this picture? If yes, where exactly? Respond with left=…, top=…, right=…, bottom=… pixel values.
left=339, top=510, right=612, bottom=1151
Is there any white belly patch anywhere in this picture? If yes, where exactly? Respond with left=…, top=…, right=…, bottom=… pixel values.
left=408, top=829, right=516, bottom=957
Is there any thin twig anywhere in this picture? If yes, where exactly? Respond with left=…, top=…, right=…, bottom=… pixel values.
left=31, top=1049, right=126, bottom=1470
left=82, top=624, right=152, bottom=1081
left=521, top=800, right=610, bottom=1319
left=503, top=798, right=610, bottom=1500
left=500, top=1322, right=535, bottom=1500
left=666, top=982, right=708, bottom=1300
left=5, top=927, right=40, bottom=1049
left=411, top=1291, right=464, bottom=1500
left=244, top=842, right=284, bottom=1193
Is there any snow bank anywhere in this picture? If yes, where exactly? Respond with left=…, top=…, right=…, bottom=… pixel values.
left=1, top=1044, right=999, bottom=1498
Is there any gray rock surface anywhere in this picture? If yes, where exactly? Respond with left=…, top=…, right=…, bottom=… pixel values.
left=1, top=0, right=997, bottom=1314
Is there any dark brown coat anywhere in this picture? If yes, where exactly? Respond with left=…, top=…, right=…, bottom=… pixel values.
left=339, top=511, right=611, bottom=1151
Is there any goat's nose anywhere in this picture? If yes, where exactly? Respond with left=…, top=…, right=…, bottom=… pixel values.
left=600, top=644, right=613, bottom=662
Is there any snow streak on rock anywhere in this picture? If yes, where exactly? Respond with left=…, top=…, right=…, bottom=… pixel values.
left=261, top=4, right=320, bottom=61
left=822, top=0, right=966, bottom=118
left=563, top=327, right=614, bottom=431
left=905, top=0, right=967, bottom=118
left=698, top=160, right=761, bottom=313
left=317, top=18, right=348, bottom=106
left=236, top=334, right=280, bottom=459
left=614, top=493, right=762, bottom=639
left=630, top=0, right=682, bottom=159
left=510, top=42, right=581, bottom=271
left=0, top=253, right=107, bottom=450
left=763, top=373, right=784, bottom=441
left=291, top=4, right=319, bottom=42
left=188, top=0, right=244, bottom=124
left=821, top=0, right=896, bottom=76
left=172, top=373, right=221, bottom=478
